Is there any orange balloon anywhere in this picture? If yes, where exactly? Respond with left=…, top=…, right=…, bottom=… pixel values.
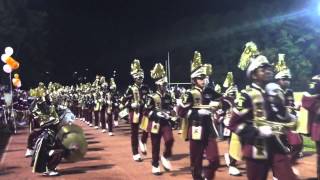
left=6, top=56, right=19, bottom=70
left=12, top=78, right=18, bottom=84
left=12, top=78, right=21, bottom=87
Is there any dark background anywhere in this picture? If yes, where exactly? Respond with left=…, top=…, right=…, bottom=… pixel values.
left=0, top=0, right=319, bottom=91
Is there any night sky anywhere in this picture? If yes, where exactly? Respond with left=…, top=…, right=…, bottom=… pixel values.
left=45, top=0, right=247, bottom=86
left=1, top=0, right=307, bottom=90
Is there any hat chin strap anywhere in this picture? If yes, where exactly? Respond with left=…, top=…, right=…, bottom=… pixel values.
left=155, top=77, right=168, bottom=85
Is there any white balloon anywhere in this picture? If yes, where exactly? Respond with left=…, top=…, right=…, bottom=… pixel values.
left=1, top=54, right=9, bottom=63
left=5, top=47, right=14, bottom=56
left=3, top=64, right=12, bottom=73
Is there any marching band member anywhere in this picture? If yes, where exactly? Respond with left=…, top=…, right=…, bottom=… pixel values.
left=219, top=72, right=242, bottom=176
left=106, top=78, right=120, bottom=136
left=100, top=78, right=108, bottom=133
left=145, top=63, right=175, bottom=175
left=301, top=74, right=320, bottom=179
left=274, top=53, right=302, bottom=176
left=178, top=51, right=220, bottom=180
left=123, top=59, right=149, bottom=161
left=93, top=87, right=102, bottom=129
left=229, top=42, right=297, bottom=180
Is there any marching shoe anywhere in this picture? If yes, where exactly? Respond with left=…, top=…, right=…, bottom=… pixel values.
left=139, top=140, right=147, bottom=155
left=43, top=170, right=59, bottom=176
left=152, top=165, right=161, bottom=175
left=94, top=126, right=99, bottom=129
left=89, top=124, right=93, bottom=127
left=101, top=129, right=106, bottom=133
left=161, top=155, right=172, bottom=171
left=228, top=166, right=241, bottom=176
left=133, top=154, right=142, bottom=162
left=292, top=167, right=300, bottom=176
left=25, top=148, right=34, bottom=158
left=108, top=132, right=114, bottom=136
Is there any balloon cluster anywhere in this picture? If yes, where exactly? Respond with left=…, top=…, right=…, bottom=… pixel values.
left=1, top=47, right=22, bottom=88
left=12, top=73, right=21, bottom=88
left=1, top=47, right=20, bottom=73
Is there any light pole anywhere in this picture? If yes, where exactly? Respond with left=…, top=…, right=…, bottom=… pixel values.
left=44, top=71, right=50, bottom=84
left=73, top=71, right=78, bottom=84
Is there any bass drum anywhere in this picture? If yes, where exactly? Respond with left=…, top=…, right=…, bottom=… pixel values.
left=57, top=124, right=87, bottom=162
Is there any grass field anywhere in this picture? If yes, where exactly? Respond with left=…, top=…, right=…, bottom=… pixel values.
left=303, top=135, right=316, bottom=152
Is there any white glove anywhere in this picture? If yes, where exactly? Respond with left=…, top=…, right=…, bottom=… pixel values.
left=131, top=102, right=139, bottom=109
left=209, top=101, right=219, bottom=107
left=171, top=117, right=178, bottom=121
left=176, top=99, right=183, bottom=106
left=258, top=125, right=272, bottom=137
left=157, top=112, right=170, bottom=119
left=216, top=109, right=224, bottom=115
left=223, top=118, right=230, bottom=126
left=198, top=109, right=211, bottom=115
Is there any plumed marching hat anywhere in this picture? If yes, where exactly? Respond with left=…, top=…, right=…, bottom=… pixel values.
left=274, top=53, right=292, bottom=80
left=238, top=41, right=271, bottom=78
left=130, top=59, right=144, bottom=79
left=109, top=78, right=117, bottom=90
left=190, top=51, right=212, bottom=78
left=150, top=63, right=167, bottom=85
left=238, top=41, right=260, bottom=71
left=223, top=72, right=234, bottom=88
left=223, top=72, right=238, bottom=96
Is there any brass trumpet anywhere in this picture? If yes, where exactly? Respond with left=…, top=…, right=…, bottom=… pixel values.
left=254, top=119, right=296, bottom=134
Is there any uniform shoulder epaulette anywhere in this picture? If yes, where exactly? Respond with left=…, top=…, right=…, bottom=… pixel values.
left=190, top=88, right=200, bottom=94
left=241, top=86, right=252, bottom=94
left=147, top=93, right=155, bottom=99
left=152, top=92, right=161, bottom=99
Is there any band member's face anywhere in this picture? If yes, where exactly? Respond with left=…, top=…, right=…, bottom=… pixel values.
left=135, top=77, right=144, bottom=85
left=277, top=78, right=290, bottom=89
left=195, top=77, right=205, bottom=88
left=227, top=91, right=237, bottom=99
left=158, top=83, right=168, bottom=92
left=268, top=89, right=285, bottom=106
left=252, top=66, right=274, bottom=83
